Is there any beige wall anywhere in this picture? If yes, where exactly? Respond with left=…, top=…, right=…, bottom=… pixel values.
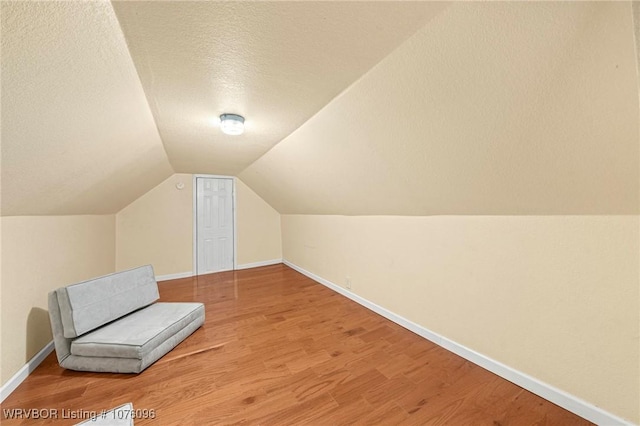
left=116, top=174, right=194, bottom=276
left=1, top=215, right=115, bottom=385
left=236, top=179, right=282, bottom=266
left=0, top=219, right=4, bottom=386
left=282, top=214, right=640, bottom=423
left=116, top=174, right=281, bottom=276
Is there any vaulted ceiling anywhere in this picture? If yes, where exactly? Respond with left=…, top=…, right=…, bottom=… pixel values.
left=2, top=1, right=638, bottom=216
left=112, top=1, right=446, bottom=175
left=1, top=0, right=444, bottom=215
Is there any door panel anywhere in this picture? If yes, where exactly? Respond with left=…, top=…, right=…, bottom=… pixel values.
left=196, top=178, right=234, bottom=274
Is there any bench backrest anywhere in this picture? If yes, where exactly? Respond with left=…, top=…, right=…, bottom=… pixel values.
left=55, top=265, right=159, bottom=338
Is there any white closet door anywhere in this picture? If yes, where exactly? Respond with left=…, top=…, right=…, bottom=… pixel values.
left=196, top=177, right=234, bottom=274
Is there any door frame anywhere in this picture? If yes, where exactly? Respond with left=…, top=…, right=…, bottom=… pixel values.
left=192, top=174, right=237, bottom=275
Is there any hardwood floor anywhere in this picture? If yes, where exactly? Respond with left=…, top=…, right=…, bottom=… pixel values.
left=1, top=264, right=591, bottom=425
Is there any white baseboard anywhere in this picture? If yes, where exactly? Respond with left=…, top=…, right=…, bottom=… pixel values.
left=155, top=271, right=193, bottom=282
left=283, top=260, right=634, bottom=426
left=156, top=260, right=283, bottom=281
left=235, top=259, right=282, bottom=270
left=1, top=341, right=54, bottom=403
left=156, top=260, right=282, bottom=281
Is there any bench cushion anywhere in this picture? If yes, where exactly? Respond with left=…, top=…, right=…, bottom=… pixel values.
left=57, top=265, right=159, bottom=338
left=71, top=303, right=204, bottom=360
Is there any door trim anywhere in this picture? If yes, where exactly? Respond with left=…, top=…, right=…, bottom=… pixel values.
left=192, top=174, right=237, bottom=275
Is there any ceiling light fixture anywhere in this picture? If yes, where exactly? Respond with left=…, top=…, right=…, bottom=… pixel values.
left=219, top=113, right=245, bottom=136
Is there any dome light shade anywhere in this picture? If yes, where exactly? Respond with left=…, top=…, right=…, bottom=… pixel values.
left=220, top=113, right=245, bottom=135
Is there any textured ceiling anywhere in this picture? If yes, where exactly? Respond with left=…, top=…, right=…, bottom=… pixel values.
left=2, top=2, right=638, bottom=217
left=240, top=2, right=640, bottom=215
left=112, top=1, right=447, bottom=175
left=1, top=1, right=172, bottom=216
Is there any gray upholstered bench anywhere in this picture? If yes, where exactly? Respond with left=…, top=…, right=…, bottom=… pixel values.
left=48, top=265, right=204, bottom=373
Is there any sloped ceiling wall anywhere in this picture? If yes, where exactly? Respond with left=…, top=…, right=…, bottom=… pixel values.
left=1, top=1, right=172, bottom=216
left=240, top=2, right=640, bottom=215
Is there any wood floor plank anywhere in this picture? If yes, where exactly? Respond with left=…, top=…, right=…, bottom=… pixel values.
left=362, top=375, right=416, bottom=406
left=356, top=401, right=411, bottom=425
left=1, top=264, right=592, bottom=425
